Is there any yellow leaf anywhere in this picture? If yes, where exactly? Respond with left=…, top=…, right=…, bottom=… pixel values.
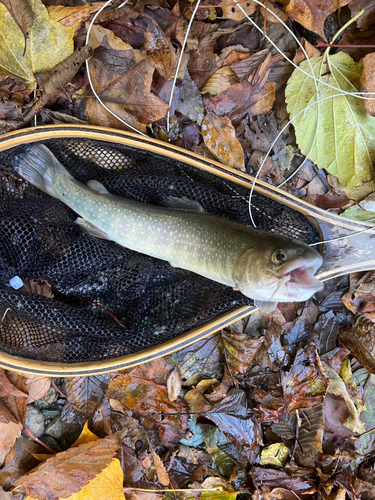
left=0, top=0, right=76, bottom=86
left=71, top=421, right=100, bottom=448
left=202, top=112, right=245, bottom=171
left=26, top=458, right=125, bottom=500
left=285, top=52, right=375, bottom=189
left=47, top=3, right=106, bottom=26
left=260, top=443, right=289, bottom=467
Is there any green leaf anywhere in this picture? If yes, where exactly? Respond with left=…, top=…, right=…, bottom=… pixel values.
left=285, top=52, right=375, bottom=189
left=0, top=0, right=77, bottom=86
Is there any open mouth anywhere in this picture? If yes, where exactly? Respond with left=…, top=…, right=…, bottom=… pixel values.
left=280, top=256, right=323, bottom=291
left=288, top=265, right=324, bottom=290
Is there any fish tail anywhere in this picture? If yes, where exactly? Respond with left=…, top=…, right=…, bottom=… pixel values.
left=13, top=145, right=72, bottom=198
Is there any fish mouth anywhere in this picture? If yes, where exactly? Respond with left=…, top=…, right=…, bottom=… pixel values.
left=279, top=256, right=323, bottom=291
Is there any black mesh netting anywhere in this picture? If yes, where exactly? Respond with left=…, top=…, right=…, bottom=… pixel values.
left=0, top=138, right=320, bottom=363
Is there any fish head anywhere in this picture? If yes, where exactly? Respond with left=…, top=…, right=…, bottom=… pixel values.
left=232, top=236, right=323, bottom=303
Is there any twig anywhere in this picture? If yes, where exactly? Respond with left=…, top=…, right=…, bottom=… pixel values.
left=23, top=425, right=55, bottom=454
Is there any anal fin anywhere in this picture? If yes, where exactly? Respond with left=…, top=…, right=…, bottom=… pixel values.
left=76, top=218, right=111, bottom=240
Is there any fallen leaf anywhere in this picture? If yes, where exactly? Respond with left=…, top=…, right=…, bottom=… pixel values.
left=14, top=439, right=120, bottom=500
left=260, top=443, right=289, bottom=467
left=349, top=0, right=375, bottom=31
left=0, top=0, right=76, bottom=86
left=281, top=343, right=328, bottom=414
left=71, top=421, right=100, bottom=447
left=293, top=38, right=321, bottom=66
left=149, top=441, right=170, bottom=486
left=0, top=420, right=23, bottom=465
left=201, top=67, right=239, bottom=96
left=285, top=0, right=351, bottom=40
left=85, top=57, right=169, bottom=133
left=220, top=0, right=256, bottom=21
left=204, top=80, right=276, bottom=124
left=106, top=359, right=188, bottom=447
left=360, top=52, right=375, bottom=116
left=88, top=25, right=133, bottom=51
left=286, top=52, right=375, bottom=188
left=253, top=465, right=316, bottom=494
left=47, top=3, right=106, bottom=27
left=202, top=112, right=245, bottom=170
left=0, top=0, right=33, bottom=41
left=167, top=368, right=182, bottom=402
left=177, top=333, right=223, bottom=386
left=200, top=477, right=237, bottom=500
left=23, top=375, right=51, bottom=404
left=19, top=279, right=53, bottom=299
left=143, top=14, right=178, bottom=80
left=323, top=361, right=365, bottom=434
left=222, top=332, right=264, bottom=378
left=61, top=374, right=110, bottom=426
left=339, top=315, right=375, bottom=373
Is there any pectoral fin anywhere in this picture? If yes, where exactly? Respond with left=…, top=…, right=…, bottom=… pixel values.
left=162, top=197, right=205, bottom=212
left=76, top=218, right=111, bottom=240
left=254, top=299, right=278, bottom=313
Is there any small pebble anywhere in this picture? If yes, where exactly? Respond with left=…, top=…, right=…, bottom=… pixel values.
left=24, top=405, right=45, bottom=438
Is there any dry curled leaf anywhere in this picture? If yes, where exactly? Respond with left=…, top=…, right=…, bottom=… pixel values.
left=285, top=0, right=351, bottom=40
left=85, top=57, right=169, bottom=134
left=0, top=0, right=33, bottom=40
left=149, top=441, right=170, bottom=486
left=35, top=45, right=93, bottom=99
left=202, top=112, right=245, bottom=170
left=167, top=368, right=182, bottom=402
left=360, top=52, right=375, bottom=116
left=340, top=315, right=375, bottom=374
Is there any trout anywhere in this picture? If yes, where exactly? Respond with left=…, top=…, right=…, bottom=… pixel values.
left=13, top=145, right=323, bottom=312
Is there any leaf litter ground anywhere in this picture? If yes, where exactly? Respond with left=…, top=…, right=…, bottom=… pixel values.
left=2, top=0, right=375, bottom=499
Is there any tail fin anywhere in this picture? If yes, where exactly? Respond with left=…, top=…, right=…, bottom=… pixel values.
left=12, top=145, right=72, bottom=198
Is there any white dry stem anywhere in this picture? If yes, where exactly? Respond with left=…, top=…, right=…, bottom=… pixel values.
left=85, top=0, right=148, bottom=137
left=166, top=0, right=202, bottom=132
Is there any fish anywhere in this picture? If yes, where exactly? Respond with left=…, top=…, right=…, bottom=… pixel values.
left=12, top=145, right=324, bottom=313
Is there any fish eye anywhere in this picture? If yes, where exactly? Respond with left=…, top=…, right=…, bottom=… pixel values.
left=272, top=250, right=287, bottom=264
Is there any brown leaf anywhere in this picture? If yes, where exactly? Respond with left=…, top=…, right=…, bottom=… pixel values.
left=187, top=22, right=221, bottom=89
left=61, top=375, right=109, bottom=426
left=342, top=271, right=375, bottom=318
left=143, top=15, right=178, bottom=80
left=222, top=332, right=264, bottom=378
left=35, top=45, right=94, bottom=99
left=14, top=439, right=119, bottom=500
left=293, top=37, right=321, bottom=66
left=167, top=368, right=182, bottom=402
left=0, top=435, right=40, bottom=489
left=285, top=0, right=351, bottom=40
left=281, top=343, right=328, bottom=415
left=204, top=80, right=275, bottom=124
left=47, top=3, right=106, bottom=27
left=349, top=0, right=375, bottom=31
left=149, top=441, right=170, bottom=486
left=253, top=465, right=316, bottom=494
left=340, top=315, right=375, bottom=374
left=360, top=52, right=375, bottom=116
left=24, top=375, right=51, bottom=404
left=85, top=57, right=169, bottom=133
left=0, top=421, right=22, bottom=465
left=0, top=370, right=28, bottom=425
left=106, top=359, right=188, bottom=447
left=201, top=67, right=239, bottom=96
left=0, top=0, right=33, bottom=38
left=202, top=112, right=245, bottom=170
left=177, top=333, right=223, bottom=386
left=220, top=0, right=256, bottom=21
